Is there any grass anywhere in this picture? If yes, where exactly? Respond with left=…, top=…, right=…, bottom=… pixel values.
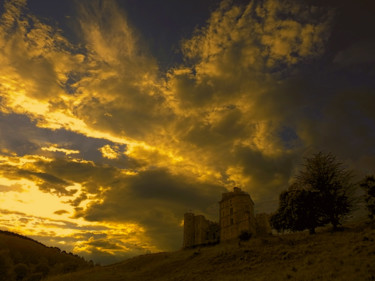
left=46, top=221, right=375, bottom=281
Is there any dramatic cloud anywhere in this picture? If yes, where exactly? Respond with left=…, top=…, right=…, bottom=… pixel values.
left=0, top=0, right=374, bottom=264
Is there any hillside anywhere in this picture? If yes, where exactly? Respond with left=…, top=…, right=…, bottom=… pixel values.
left=0, top=230, right=93, bottom=281
left=45, top=221, right=375, bottom=281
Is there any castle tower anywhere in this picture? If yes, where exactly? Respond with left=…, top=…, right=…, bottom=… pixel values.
left=183, top=212, right=195, bottom=248
left=219, top=187, right=255, bottom=241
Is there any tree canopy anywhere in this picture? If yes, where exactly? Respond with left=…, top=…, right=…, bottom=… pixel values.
left=270, top=184, right=325, bottom=234
left=271, top=152, right=355, bottom=234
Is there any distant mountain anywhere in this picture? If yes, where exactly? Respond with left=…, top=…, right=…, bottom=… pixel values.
left=0, top=230, right=93, bottom=281
left=45, top=221, right=375, bottom=281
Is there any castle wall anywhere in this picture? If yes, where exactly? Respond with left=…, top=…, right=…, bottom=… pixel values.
left=183, top=213, right=220, bottom=248
left=194, top=215, right=209, bottom=245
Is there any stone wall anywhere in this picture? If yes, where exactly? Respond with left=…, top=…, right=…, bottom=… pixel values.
left=183, top=213, right=220, bottom=248
left=183, top=213, right=196, bottom=248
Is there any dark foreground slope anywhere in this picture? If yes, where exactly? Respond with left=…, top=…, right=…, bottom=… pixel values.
left=0, top=230, right=93, bottom=281
left=47, top=222, right=375, bottom=281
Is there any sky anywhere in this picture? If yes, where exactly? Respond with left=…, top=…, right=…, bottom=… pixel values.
left=0, top=0, right=374, bottom=264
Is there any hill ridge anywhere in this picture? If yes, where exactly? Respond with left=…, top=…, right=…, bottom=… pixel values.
left=45, top=221, right=375, bottom=281
left=0, top=229, right=93, bottom=281
left=0, top=230, right=48, bottom=248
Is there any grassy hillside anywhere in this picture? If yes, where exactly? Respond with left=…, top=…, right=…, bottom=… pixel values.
left=45, top=221, right=375, bottom=281
left=0, top=230, right=93, bottom=281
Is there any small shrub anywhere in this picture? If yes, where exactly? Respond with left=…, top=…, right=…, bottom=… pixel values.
left=238, top=231, right=252, bottom=241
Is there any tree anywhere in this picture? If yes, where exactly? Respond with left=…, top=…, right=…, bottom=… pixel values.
left=296, top=152, right=355, bottom=230
left=271, top=184, right=325, bottom=234
left=360, top=175, right=375, bottom=219
left=271, top=152, right=355, bottom=234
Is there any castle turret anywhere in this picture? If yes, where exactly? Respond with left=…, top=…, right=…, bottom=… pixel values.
left=219, top=187, right=255, bottom=241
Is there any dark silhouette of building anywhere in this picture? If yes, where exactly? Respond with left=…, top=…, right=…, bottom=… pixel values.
left=220, top=187, right=256, bottom=241
left=183, top=213, right=220, bottom=248
left=183, top=187, right=268, bottom=248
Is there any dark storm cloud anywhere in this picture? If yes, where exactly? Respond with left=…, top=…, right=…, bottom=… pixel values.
left=0, top=209, right=28, bottom=217
left=54, top=210, right=69, bottom=215
left=85, top=239, right=122, bottom=250
left=161, top=0, right=374, bottom=213
left=334, top=42, right=375, bottom=66
left=82, top=168, right=226, bottom=250
left=0, top=208, right=108, bottom=232
left=0, top=112, right=134, bottom=167
left=233, top=145, right=297, bottom=195
left=118, top=0, right=221, bottom=69
left=0, top=113, right=44, bottom=156
left=20, top=170, right=74, bottom=196
left=299, top=87, right=375, bottom=170
left=0, top=163, right=72, bottom=195
left=0, top=154, right=132, bottom=197
left=1, top=148, right=225, bottom=250
left=180, top=107, right=246, bottom=147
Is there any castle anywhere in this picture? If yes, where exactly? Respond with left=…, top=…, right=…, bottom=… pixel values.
left=183, top=187, right=271, bottom=248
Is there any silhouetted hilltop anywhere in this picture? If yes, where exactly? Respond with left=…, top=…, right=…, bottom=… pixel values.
left=0, top=230, right=93, bottom=281
left=45, top=221, right=375, bottom=281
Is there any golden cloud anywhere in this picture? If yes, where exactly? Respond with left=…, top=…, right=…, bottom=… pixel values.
left=99, top=145, right=121, bottom=159
left=42, top=145, right=80, bottom=155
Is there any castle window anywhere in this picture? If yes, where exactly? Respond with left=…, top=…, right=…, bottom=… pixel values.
left=230, top=208, right=233, bottom=215
left=230, top=218, right=233, bottom=225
